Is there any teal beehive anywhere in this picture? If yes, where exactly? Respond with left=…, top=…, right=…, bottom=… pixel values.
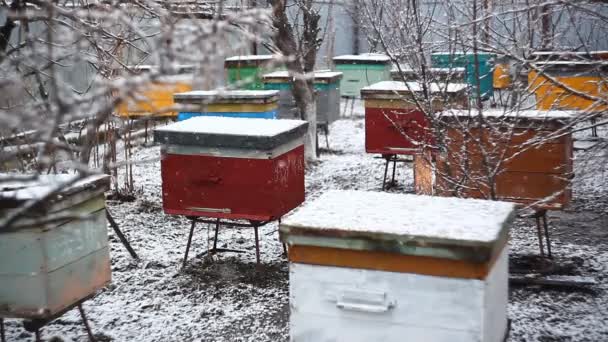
left=0, top=174, right=111, bottom=319
left=333, top=54, right=391, bottom=97
left=431, top=52, right=495, bottom=99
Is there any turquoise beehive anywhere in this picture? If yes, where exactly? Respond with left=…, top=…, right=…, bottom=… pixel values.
left=0, top=174, right=111, bottom=319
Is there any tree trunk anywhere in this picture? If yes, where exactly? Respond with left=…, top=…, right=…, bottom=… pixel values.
left=270, top=0, right=320, bottom=161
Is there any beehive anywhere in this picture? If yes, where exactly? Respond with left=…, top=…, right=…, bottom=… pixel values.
left=0, top=174, right=111, bottom=319
left=225, top=55, right=281, bottom=90
left=360, top=81, right=468, bottom=155
left=280, top=190, right=515, bottom=342
left=493, top=55, right=512, bottom=89
left=431, top=52, right=495, bottom=99
left=333, top=54, right=391, bottom=97
left=262, top=70, right=343, bottom=124
left=154, top=117, right=308, bottom=221
left=414, top=109, right=576, bottom=209
left=115, top=65, right=193, bottom=118
left=391, top=66, right=466, bottom=84
left=528, top=61, right=608, bottom=111
left=174, top=90, right=279, bottom=121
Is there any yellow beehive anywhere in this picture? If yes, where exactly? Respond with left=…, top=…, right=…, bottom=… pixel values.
left=528, top=61, right=608, bottom=111
left=115, top=65, right=194, bottom=118
left=493, top=63, right=512, bottom=89
left=116, top=78, right=192, bottom=118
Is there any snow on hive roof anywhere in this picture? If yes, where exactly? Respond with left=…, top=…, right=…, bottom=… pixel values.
left=154, top=117, right=308, bottom=150
left=225, top=55, right=276, bottom=61
left=361, top=80, right=467, bottom=94
left=438, top=109, right=581, bottom=120
left=431, top=51, right=495, bottom=56
left=391, top=65, right=466, bottom=73
left=155, top=116, right=305, bottom=137
left=281, top=190, right=514, bottom=245
left=0, top=174, right=109, bottom=202
left=262, top=70, right=343, bottom=81
left=333, top=53, right=391, bottom=62
left=173, top=90, right=279, bottom=101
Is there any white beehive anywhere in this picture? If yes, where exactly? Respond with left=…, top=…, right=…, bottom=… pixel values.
left=280, top=190, right=515, bottom=342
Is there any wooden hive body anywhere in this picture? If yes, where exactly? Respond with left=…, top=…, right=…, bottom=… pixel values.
left=280, top=190, right=515, bottom=342
left=154, top=117, right=308, bottom=221
left=333, top=54, right=391, bottom=97
left=361, top=81, right=468, bottom=155
left=431, top=52, right=495, bottom=99
left=174, top=90, right=280, bottom=121
left=414, top=109, right=575, bottom=209
left=116, top=67, right=194, bottom=118
left=528, top=61, right=608, bottom=111
left=0, top=175, right=111, bottom=319
left=262, top=70, right=343, bottom=124
left=225, top=55, right=281, bottom=90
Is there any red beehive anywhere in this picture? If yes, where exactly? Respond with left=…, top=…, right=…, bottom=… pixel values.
left=154, top=116, right=308, bottom=221
left=361, top=81, right=468, bottom=155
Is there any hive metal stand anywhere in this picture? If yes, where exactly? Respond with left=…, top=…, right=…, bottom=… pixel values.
left=341, top=96, right=357, bottom=117
left=315, top=122, right=331, bottom=156
left=0, top=300, right=96, bottom=342
left=378, top=154, right=413, bottom=191
left=532, top=209, right=552, bottom=258
left=182, top=217, right=285, bottom=267
left=105, top=209, right=139, bottom=260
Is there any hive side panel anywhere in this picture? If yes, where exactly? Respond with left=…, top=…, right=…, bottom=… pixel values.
left=290, top=262, right=484, bottom=342
left=482, top=246, right=509, bottom=342
left=46, top=246, right=111, bottom=317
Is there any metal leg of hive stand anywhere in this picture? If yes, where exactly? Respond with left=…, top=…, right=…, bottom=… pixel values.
left=382, top=156, right=390, bottom=190
left=78, top=304, right=96, bottom=342
left=213, top=218, right=220, bottom=251
left=253, top=224, right=261, bottom=264
left=315, top=129, right=320, bottom=157
left=324, top=125, right=330, bottom=150
left=106, top=210, right=139, bottom=260
left=542, top=212, right=552, bottom=258
left=35, top=329, right=41, bottom=342
left=590, top=118, right=598, bottom=137
left=183, top=219, right=197, bottom=268
left=1, top=318, right=5, bottom=342
left=391, top=156, right=397, bottom=186
left=534, top=214, right=545, bottom=258
left=350, top=97, right=355, bottom=116
left=278, top=218, right=287, bottom=256
left=341, top=98, right=348, bottom=117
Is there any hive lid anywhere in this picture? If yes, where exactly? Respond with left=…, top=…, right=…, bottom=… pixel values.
left=262, top=70, right=343, bottom=84
left=333, top=53, right=391, bottom=64
left=313, top=71, right=343, bottom=83
left=280, top=190, right=515, bottom=263
left=154, top=116, right=309, bottom=150
left=438, top=109, right=580, bottom=121
left=391, top=66, right=466, bottom=74
left=530, top=60, right=608, bottom=72
left=0, top=174, right=110, bottom=230
left=531, top=50, right=608, bottom=61
left=361, top=81, right=467, bottom=97
left=224, top=55, right=279, bottom=67
left=174, top=90, right=279, bottom=104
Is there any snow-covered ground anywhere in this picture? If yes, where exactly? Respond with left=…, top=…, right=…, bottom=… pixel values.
left=3, top=100, right=608, bottom=341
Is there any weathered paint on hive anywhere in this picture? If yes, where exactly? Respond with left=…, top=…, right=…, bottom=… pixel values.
left=0, top=197, right=111, bottom=319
